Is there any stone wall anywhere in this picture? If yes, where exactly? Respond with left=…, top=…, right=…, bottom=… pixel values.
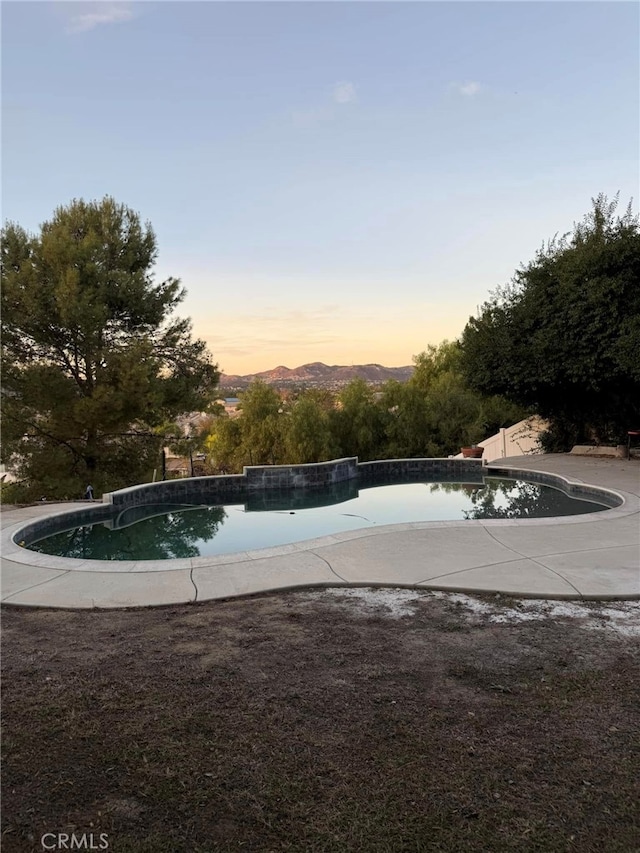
left=105, top=474, right=248, bottom=509
left=105, top=458, right=359, bottom=509
left=357, top=458, right=483, bottom=484
left=103, top=457, right=486, bottom=510
left=245, top=457, right=357, bottom=490
left=15, top=504, right=113, bottom=547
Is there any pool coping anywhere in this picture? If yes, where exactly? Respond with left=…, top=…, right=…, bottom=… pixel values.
left=2, top=456, right=639, bottom=608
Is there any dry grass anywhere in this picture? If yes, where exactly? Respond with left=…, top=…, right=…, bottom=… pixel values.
left=2, top=589, right=639, bottom=852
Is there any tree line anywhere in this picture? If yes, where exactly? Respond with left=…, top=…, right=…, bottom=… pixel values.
left=2, top=193, right=638, bottom=500
left=201, top=345, right=525, bottom=474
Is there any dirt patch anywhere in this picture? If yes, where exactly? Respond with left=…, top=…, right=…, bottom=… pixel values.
left=2, top=589, right=639, bottom=852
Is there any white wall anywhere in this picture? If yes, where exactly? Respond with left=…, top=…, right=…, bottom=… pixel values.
left=0, top=464, right=17, bottom=483
left=453, top=417, right=547, bottom=462
left=478, top=417, right=547, bottom=462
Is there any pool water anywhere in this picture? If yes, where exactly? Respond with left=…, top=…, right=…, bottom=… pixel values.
left=27, top=477, right=608, bottom=561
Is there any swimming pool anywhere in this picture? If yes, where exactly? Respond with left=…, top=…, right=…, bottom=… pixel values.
left=26, top=476, right=609, bottom=561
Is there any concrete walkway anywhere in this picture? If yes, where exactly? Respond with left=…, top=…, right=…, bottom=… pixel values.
left=1, top=455, right=638, bottom=609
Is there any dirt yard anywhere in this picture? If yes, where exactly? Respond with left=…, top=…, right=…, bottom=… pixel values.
left=2, top=588, right=639, bottom=852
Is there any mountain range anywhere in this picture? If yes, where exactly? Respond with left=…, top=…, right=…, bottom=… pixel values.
left=219, top=361, right=414, bottom=389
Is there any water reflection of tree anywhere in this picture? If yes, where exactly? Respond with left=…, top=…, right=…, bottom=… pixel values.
left=34, top=506, right=227, bottom=560
left=428, top=478, right=601, bottom=519
left=463, top=479, right=583, bottom=520
left=428, top=482, right=484, bottom=495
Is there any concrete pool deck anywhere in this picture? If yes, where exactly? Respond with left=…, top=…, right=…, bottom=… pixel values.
left=1, top=454, right=638, bottom=609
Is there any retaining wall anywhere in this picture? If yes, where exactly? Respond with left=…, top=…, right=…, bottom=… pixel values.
left=245, top=457, right=357, bottom=490
left=104, top=457, right=486, bottom=510
left=358, top=458, right=483, bottom=483
left=104, top=473, right=248, bottom=509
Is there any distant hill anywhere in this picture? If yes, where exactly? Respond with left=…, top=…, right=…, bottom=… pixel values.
left=219, top=361, right=414, bottom=389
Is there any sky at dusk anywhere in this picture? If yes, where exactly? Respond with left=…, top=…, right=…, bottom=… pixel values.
left=2, top=1, right=638, bottom=375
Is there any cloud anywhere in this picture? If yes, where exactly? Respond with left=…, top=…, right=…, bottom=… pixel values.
left=333, top=81, right=357, bottom=104
left=65, top=2, right=134, bottom=34
left=454, top=81, right=483, bottom=97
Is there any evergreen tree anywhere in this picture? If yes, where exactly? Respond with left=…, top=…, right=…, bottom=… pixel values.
left=1, top=197, right=219, bottom=498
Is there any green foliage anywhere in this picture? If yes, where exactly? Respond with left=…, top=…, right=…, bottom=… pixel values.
left=380, top=380, right=433, bottom=458
left=236, top=380, right=284, bottom=465
left=283, top=392, right=337, bottom=464
left=423, top=371, right=484, bottom=453
left=477, top=393, right=530, bottom=439
left=0, top=480, right=33, bottom=505
left=1, top=197, right=219, bottom=497
left=411, top=341, right=463, bottom=393
left=332, top=379, right=388, bottom=461
left=205, top=416, right=244, bottom=473
left=202, top=350, right=529, bottom=471
left=381, top=343, right=527, bottom=458
left=461, top=194, right=640, bottom=447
